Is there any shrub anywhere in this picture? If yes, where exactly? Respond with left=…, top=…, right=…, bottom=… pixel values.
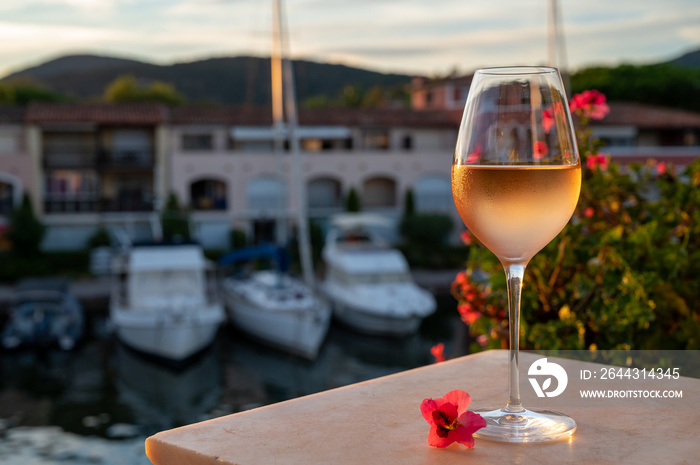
left=453, top=91, right=700, bottom=351
left=8, top=193, right=45, bottom=256
left=345, top=187, right=361, bottom=212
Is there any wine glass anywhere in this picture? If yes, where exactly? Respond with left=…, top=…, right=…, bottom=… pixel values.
left=452, top=67, right=581, bottom=442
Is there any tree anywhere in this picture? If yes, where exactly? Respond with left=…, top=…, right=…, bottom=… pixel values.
left=8, top=193, right=45, bottom=256
left=404, top=189, right=415, bottom=217
left=345, top=187, right=361, bottom=212
left=104, top=75, right=186, bottom=105
left=161, top=193, right=191, bottom=242
left=0, top=79, right=67, bottom=104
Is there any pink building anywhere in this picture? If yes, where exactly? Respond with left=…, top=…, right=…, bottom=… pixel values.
left=1, top=97, right=699, bottom=250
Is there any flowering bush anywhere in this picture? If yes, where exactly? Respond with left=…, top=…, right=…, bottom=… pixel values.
left=453, top=91, right=700, bottom=352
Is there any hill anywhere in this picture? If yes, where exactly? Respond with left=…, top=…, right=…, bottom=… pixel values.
left=666, top=48, right=700, bottom=68
left=1, top=54, right=413, bottom=106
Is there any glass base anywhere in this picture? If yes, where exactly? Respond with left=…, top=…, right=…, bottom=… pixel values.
left=472, top=407, right=576, bottom=443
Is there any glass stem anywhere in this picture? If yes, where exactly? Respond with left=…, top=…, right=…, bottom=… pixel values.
left=503, top=262, right=526, bottom=413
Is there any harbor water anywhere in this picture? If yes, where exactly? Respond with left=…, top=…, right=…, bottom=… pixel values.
left=0, top=291, right=466, bottom=465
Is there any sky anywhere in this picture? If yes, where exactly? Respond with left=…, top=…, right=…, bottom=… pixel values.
left=0, top=0, right=699, bottom=78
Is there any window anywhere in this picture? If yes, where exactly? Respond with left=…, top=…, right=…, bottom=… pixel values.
left=307, top=178, right=341, bottom=209
left=414, top=176, right=451, bottom=213
left=43, top=170, right=99, bottom=213
left=362, top=130, right=389, bottom=150
left=247, top=177, right=287, bottom=213
left=191, top=179, right=227, bottom=211
left=0, top=132, right=20, bottom=155
left=182, top=134, right=213, bottom=151
left=362, top=177, right=396, bottom=208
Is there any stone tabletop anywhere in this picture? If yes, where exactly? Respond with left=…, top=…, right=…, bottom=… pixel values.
left=145, top=350, right=699, bottom=465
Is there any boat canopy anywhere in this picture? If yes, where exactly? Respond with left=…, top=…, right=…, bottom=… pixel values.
left=326, top=248, right=409, bottom=275
left=128, top=245, right=207, bottom=272
left=219, top=244, right=289, bottom=271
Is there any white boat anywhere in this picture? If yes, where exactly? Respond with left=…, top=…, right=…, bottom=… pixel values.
left=219, top=245, right=331, bottom=359
left=320, top=213, right=437, bottom=336
left=110, top=244, right=225, bottom=362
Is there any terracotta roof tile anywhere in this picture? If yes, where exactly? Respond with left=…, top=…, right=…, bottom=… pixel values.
left=170, top=105, right=456, bottom=128
left=25, top=103, right=168, bottom=124
left=0, top=106, right=26, bottom=124
left=595, top=102, right=700, bottom=128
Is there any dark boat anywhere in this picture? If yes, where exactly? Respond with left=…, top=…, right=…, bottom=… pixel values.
left=1, top=278, right=84, bottom=350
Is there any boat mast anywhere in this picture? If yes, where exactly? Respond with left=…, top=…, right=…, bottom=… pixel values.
left=547, top=0, right=570, bottom=96
left=273, top=0, right=315, bottom=286
left=271, top=0, right=287, bottom=247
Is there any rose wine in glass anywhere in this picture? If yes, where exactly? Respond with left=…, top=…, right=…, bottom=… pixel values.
left=452, top=67, right=581, bottom=442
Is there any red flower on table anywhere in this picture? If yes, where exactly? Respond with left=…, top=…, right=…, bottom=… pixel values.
left=430, top=343, right=445, bottom=363
left=570, top=90, right=610, bottom=120
left=420, top=390, right=486, bottom=448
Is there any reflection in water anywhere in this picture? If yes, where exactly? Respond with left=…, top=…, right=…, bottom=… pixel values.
left=0, top=297, right=463, bottom=463
left=114, top=344, right=221, bottom=433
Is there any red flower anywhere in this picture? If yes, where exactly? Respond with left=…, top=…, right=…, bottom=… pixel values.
left=542, top=101, right=563, bottom=133
left=656, top=161, right=667, bottom=175
left=586, top=154, right=609, bottom=171
left=460, top=230, right=472, bottom=246
left=533, top=140, right=548, bottom=160
left=420, top=390, right=486, bottom=448
left=458, top=302, right=480, bottom=325
left=466, top=145, right=481, bottom=163
left=570, top=90, right=610, bottom=120
left=584, top=207, right=594, bottom=218
left=430, top=343, right=445, bottom=363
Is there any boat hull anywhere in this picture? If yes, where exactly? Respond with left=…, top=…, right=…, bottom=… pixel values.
left=110, top=305, right=225, bottom=362
left=222, top=289, right=331, bottom=360
left=330, top=298, right=424, bottom=337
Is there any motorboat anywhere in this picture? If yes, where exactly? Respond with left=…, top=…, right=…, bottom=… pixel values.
left=320, top=213, right=437, bottom=336
left=1, top=278, right=84, bottom=350
left=110, top=243, right=225, bottom=362
left=219, top=245, right=331, bottom=360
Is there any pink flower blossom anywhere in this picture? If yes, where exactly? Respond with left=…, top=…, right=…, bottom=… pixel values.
left=569, top=90, right=610, bottom=120
left=466, top=145, right=481, bottom=163
left=460, top=230, right=472, bottom=246
left=458, top=302, right=480, bottom=325
left=430, top=343, right=445, bottom=363
left=586, top=154, right=609, bottom=171
left=420, top=390, right=486, bottom=448
left=542, top=101, right=564, bottom=133
left=533, top=140, right=548, bottom=160
left=476, top=335, right=488, bottom=348
left=656, top=161, right=667, bottom=175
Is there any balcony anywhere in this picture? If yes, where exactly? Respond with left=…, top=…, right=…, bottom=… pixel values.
left=97, top=147, right=154, bottom=171
left=43, top=194, right=154, bottom=214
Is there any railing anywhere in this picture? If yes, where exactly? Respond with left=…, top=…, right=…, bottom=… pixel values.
left=97, top=148, right=154, bottom=170
left=43, top=196, right=154, bottom=213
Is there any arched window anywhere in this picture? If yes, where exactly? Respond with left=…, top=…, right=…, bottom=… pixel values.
left=190, top=179, right=227, bottom=211
left=307, top=177, right=341, bottom=210
left=362, top=176, right=396, bottom=208
left=247, top=177, right=287, bottom=213
left=414, top=176, right=451, bottom=213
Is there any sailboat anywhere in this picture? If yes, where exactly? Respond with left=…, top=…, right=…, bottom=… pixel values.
left=219, top=0, right=331, bottom=359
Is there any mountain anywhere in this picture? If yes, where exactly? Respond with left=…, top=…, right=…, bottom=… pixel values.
left=1, top=54, right=414, bottom=105
left=666, top=48, right=700, bottom=68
